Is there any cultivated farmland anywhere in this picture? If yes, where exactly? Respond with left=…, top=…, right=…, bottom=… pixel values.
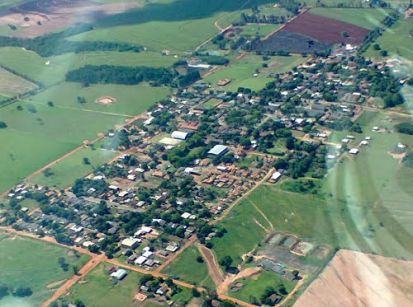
left=0, top=233, right=90, bottom=306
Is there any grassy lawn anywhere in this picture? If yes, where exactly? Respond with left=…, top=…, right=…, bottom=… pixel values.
left=204, top=54, right=305, bottom=92
left=62, top=263, right=193, bottom=307
left=229, top=271, right=296, bottom=304
left=0, top=48, right=176, bottom=87
left=240, top=24, right=280, bottom=38
left=0, top=67, right=37, bottom=98
left=310, top=8, right=389, bottom=30
left=28, top=82, right=170, bottom=116
left=364, top=18, right=413, bottom=61
left=0, top=233, right=90, bottom=306
left=29, top=146, right=119, bottom=189
left=162, top=246, right=215, bottom=289
left=0, top=102, right=126, bottom=192
left=203, top=98, right=222, bottom=109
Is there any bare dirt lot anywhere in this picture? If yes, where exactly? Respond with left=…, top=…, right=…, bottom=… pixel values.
left=0, top=0, right=139, bottom=37
left=294, top=249, right=413, bottom=307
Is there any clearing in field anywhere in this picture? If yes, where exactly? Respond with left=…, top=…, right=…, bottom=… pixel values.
left=364, top=18, right=413, bottom=61
left=204, top=54, right=305, bottom=92
left=0, top=101, right=127, bottom=192
left=295, top=249, right=413, bottom=307
left=0, top=67, right=37, bottom=99
left=29, top=146, right=119, bottom=189
left=310, top=8, right=389, bottom=30
left=0, top=233, right=90, bottom=306
left=162, top=246, right=215, bottom=289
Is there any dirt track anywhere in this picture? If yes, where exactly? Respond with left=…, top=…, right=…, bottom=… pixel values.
left=197, top=243, right=225, bottom=286
left=294, top=249, right=413, bottom=307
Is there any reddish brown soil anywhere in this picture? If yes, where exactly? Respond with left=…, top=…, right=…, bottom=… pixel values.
left=294, top=249, right=413, bottom=307
left=283, top=11, right=369, bottom=45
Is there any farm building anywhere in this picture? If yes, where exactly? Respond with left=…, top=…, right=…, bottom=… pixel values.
left=208, top=145, right=229, bottom=157
left=110, top=269, right=128, bottom=280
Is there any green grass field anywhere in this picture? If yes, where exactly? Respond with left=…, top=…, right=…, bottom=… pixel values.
left=0, top=233, right=90, bottom=306
left=162, top=246, right=215, bottom=289
left=229, top=271, right=295, bottom=304
left=240, top=24, right=280, bottom=38
left=364, top=18, right=413, bottom=61
left=0, top=67, right=37, bottom=98
left=204, top=54, right=306, bottom=92
left=28, top=82, right=170, bottom=116
left=62, top=263, right=193, bottom=307
left=29, top=146, right=119, bottom=189
left=310, top=8, right=389, bottom=30
left=0, top=102, right=127, bottom=192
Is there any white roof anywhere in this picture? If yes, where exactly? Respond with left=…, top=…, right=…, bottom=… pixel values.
left=181, top=212, right=191, bottom=219
left=349, top=148, right=359, bottom=154
left=121, top=237, right=139, bottom=248
left=271, top=171, right=282, bottom=181
left=208, top=145, right=228, bottom=156
left=135, top=256, right=147, bottom=265
left=171, top=131, right=189, bottom=140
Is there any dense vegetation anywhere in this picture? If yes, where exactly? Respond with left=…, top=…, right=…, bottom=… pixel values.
left=395, top=122, right=413, bottom=135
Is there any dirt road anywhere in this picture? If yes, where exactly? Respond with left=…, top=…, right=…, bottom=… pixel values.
left=197, top=243, right=225, bottom=286
left=156, top=235, right=197, bottom=272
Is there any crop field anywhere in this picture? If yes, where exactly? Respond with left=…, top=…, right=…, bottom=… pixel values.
left=0, top=102, right=127, bottom=192
left=29, top=146, right=119, bottom=189
left=364, top=18, right=413, bottom=61
left=310, top=8, right=389, bottom=30
left=0, top=48, right=177, bottom=87
left=162, top=246, right=215, bottom=289
left=61, top=263, right=193, bottom=307
left=28, top=82, right=171, bottom=116
left=229, top=271, right=296, bottom=304
left=0, top=233, right=90, bottom=306
left=204, top=54, right=305, bottom=92
left=68, top=0, right=275, bottom=52
left=0, top=67, right=38, bottom=99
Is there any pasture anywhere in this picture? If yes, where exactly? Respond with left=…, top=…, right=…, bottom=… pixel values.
left=204, top=54, right=305, bottom=92
left=364, top=18, right=413, bottom=61
left=0, top=233, right=90, bottom=306
left=0, top=67, right=37, bottom=99
left=162, top=246, right=215, bottom=289
left=310, top=8, right=389, bottom=30
left=29, top=146, right=119, bottom=189
left=28, top=82, right=170, bottom=116
left=0, top=102, right=127, bottom=192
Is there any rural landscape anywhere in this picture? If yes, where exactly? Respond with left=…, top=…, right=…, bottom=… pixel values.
left=0, top=0, right=413, bottom=306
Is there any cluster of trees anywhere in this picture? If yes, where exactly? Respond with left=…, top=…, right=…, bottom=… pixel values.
left=239, top=12, right=287, bottom=24
left=0, top=285, right=33, bottom=300
left=66, top=65, right=174, bottom=86
left=198, top=55, right=229, bottom=65
left=0, top=121, right=7, bottom=129
left=395, top=122, right=413, bottom=135
left=72, top=178, right=108, bottom=197
left=0, top=25, right=143, bottom=57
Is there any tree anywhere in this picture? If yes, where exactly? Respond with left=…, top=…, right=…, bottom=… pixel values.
left=13, top=287, right=33, bottom=297
left=192, top=288, right=201, bottom=297
left=0, top=121, right=7, bottom=129
left=196, top=256, right=204, bottom=263
left=219, top=256, right=233, bottom=270
left=83, top=157, right=91, bottom=165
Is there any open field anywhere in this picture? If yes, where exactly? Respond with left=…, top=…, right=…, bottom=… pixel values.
left=0, top=67, right=37, bottom=99
left=240, top=24, right=280, bottom=38
left=229, top=270, right=296, bottom=304
left=68, top=0, right=275, bottom=52
left=310, top=8, right=389, bottom=30
left=29, top=146, right=119, bottom=189
left=162, top=246, right=215, bottom=289
left=0, top=48, right=176, bottom=86
left=295, top=249, right=413, bottom=307
left=364, top=18, right=413, bottom=61
left=204, top=54, right=305, bottom=92
left=61, top=262, right=193, bottom=307
left=0, top=233, right=90, bottom=306
left=0, top=102, right=127, bottom=192
left=28, top=82, right=170, bottom=116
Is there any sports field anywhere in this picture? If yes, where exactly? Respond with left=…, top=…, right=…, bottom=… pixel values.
left=0, top=102, right=127, bottom=192
left=29, top=146, right=119, bottom=189
left=162, top=246, right=215, bottom=289
left=0, top=233, right=90, bottom=306
left=310, top=8, right=389, bottom=30
left=364, top=18, right=413, bottom=61
left=204, top=54, right=305, bottom=92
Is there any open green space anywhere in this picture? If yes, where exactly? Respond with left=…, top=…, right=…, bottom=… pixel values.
left=364, top=18, right=413, bottom=61
left=0, top=233, right=90, bottom=306
left=28, top=82, right=170, bottom=116
left=68, top=0, right=274, bottom=52
left=29, top=146, right=119, bottom=189
left=240, top=24, right=279, bottom=38
left=162, top=246, right=215, bottom=289
left=311, top=8, right=389, bottom=30
left=0, top=67, right=37, bottom=98
left=62, top=263, right=193, bottom=307
left=204, top=54, right=305, bottom=92
left=229, top=271, right=295, bottom=305
left=0, top=102, right=126, bottom=192
left=0, top=48, right=176, bottom=87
